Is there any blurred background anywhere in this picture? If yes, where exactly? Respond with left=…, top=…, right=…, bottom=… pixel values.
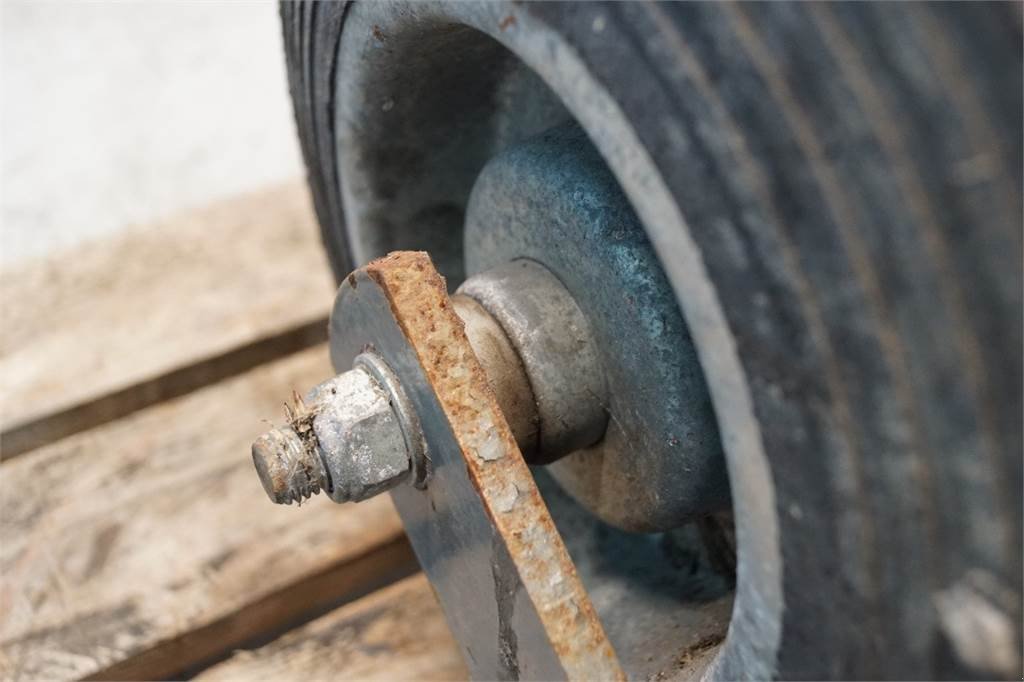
left=2, top=1, right=301, bottom=265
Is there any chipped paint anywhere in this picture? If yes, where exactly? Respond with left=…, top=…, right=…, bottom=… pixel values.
left=476, top=428, right=504, bottom=462
left=493, top=482, right=520, bottom=513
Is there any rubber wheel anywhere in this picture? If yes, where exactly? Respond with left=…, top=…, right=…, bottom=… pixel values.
left=281, top=3, right=1022, bottom=679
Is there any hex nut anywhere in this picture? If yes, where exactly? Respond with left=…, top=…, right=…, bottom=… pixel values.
left=310, top=366, right=412, bottom=502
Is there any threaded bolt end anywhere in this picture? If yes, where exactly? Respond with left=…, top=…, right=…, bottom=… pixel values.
left=251, top=425, right=328, bottom=504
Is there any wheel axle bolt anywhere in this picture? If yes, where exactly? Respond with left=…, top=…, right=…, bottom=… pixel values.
left=251, top=361, right=415, bottom=505
left=251, top=425, right=327, bottom=504
left=250, top=258, right=607, bottom=507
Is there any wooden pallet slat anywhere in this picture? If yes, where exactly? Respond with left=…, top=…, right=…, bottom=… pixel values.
left=0, top=184, right=460, bottom=681
left=0, top=182, right=335, bottom=459
left=0, top=347, right=414, bottom=681
left=196, top=574, right=466, bottom=682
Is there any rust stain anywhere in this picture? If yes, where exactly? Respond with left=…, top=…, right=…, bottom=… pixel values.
left=499, top=14, right=517, bottom=31
left=362, top=251, right=622, bottom=680
left=371, top=24, right=385, bottom=42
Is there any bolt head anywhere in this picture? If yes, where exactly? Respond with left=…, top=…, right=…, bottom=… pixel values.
left=312, top=367, right=411, bottom=502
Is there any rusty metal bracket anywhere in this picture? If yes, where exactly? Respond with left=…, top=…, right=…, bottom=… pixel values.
left=328, top=251, right=623, bottom=680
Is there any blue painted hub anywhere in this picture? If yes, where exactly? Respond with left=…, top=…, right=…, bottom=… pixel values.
left=464, top=122, right=729, bottom=532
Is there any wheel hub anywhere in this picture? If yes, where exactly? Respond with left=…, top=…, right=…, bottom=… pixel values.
left=465, top=122, right=728, bottom=531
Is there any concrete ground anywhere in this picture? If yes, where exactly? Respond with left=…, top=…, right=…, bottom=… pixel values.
left=1, top=1, right=303, bottom=267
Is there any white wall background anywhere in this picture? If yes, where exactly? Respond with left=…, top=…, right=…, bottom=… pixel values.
left=1, top=1, right=303, bottom=266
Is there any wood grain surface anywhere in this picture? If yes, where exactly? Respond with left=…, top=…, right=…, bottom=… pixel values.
left=197, top=574, right=466, bottom=682
left=0, top=182, right=335, bottom=458
left=0, top=347, right=413, bottom=681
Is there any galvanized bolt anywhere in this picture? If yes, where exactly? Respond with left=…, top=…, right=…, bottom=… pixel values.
left=251, top=259, right=606, bottom=507
left=251, top=424, right=328, bottom=504
left=251, top=357, right=418, bottom=505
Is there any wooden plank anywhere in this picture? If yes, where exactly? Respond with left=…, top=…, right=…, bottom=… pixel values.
left=0, top=182, right=335, bottom=458
left=0, top=346, right=414, bottom=681
left=196, top=574, right=466, bottom=682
